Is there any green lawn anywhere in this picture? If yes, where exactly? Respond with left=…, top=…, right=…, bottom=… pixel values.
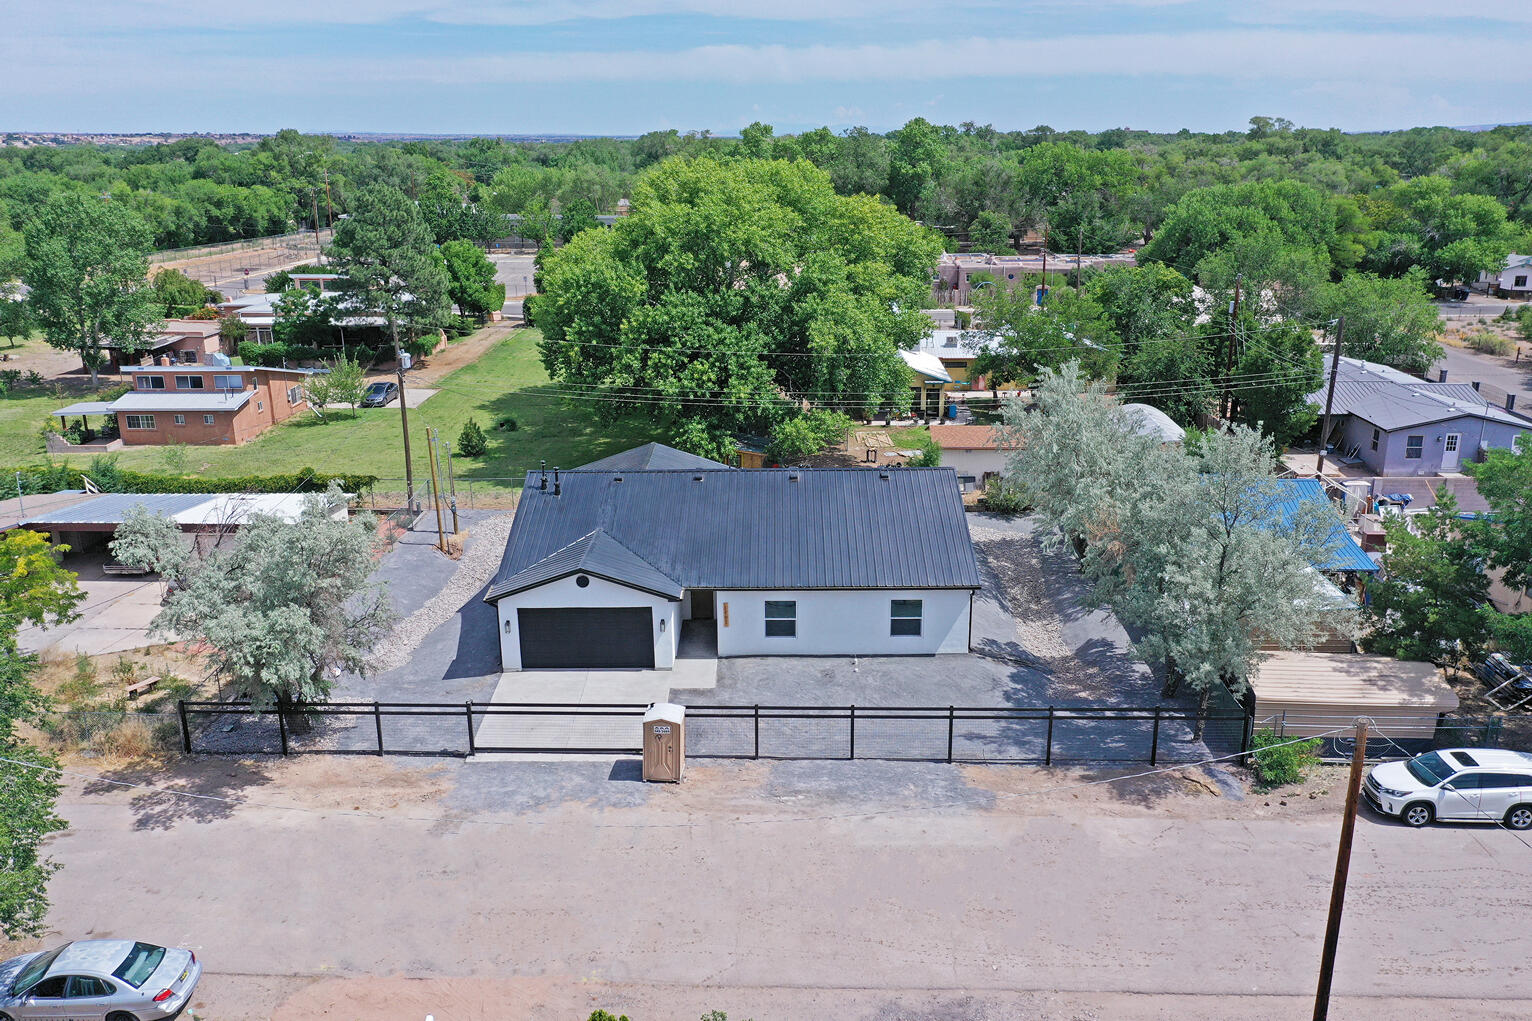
left=0, top=328, right=669, bottom=491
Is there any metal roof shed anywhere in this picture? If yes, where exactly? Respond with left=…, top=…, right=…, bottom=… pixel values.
left=1250, top=652, right=1459, bottom=740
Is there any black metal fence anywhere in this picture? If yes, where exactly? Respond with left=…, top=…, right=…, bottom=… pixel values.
left=178, top=699, right=1252, bottom=765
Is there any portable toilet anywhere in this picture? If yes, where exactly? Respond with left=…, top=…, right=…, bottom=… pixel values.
left=642, top=703, right=686, bottom=782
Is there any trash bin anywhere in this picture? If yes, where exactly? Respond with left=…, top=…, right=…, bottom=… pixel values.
left=642, top=703, right=685, bottom=782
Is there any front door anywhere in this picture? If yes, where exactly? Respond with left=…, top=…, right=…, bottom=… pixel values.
left=691, top=590, right=714, bottom=620
left=1441, top=432, right=1462, bottom=470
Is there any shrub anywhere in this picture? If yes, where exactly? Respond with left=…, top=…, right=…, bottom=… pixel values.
left=0, top=368, right=21, bottom=392
left=457, top=418, right=488, bottom=457
left=6, top=462, right=378, bottom=496
left=495, top=416, right=518, bottom=432
left=1464, top=330, right=1514, bottom=356
left=1250, top=729, right=1322, bottom=788
left=906, top=433, right=942, bottom=467
left=765, top=409, right=853, bottom=463
left=184, top=307, right=222, bottom=320
left=979, top=476, right=1025, bottom=514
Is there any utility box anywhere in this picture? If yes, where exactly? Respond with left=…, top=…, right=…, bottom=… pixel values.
left=642, top=703, right=686, bottom=782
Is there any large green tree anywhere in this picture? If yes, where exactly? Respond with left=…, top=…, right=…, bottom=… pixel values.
left=1468, top=438, right=1532, bottom=662
left=1363, top=175, right=1513, bottom=282
left=328, top=184, right=451, bottom=359
left=532, top=156, right=942, bottom=436
left=440, top=239, right=505, bottom=318
left=21, top=193, right=159, bottom=385
left=970, top=282, right=1119, bottom=387
left=1306, top=269, right=1442, bottom=374
left=0, top=530, right=85, bottom=938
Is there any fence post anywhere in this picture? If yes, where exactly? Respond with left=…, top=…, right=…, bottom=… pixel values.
left=1150, top=706, right=1162, bottom=767
left=848, top=704, right=856, bottom=760
left=947, top=705, right=955, bottom=763
left=178, top=699, right=191, bottom=754
left=374, top=701, right=384, bottom=754
left=1045, top=707, right=1054, bottom=766
left=276, top=704, right=289, bottom=756
left=1242, top=703, right=1257, bottom=755
left=465, top=701, right=477, bottom=756
left=753, top=704, right=760, bottom=760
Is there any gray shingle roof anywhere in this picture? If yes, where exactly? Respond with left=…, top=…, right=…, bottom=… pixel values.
left=487, top=463, right=982, bottom=601
left=486, top=528, right=683, bottom=601
left=575, top=442, right=728, bottom=471
left=1311, top=357, right=1525, bottom=431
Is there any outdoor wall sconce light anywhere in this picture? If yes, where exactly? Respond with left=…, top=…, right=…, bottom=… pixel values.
left=659, top=618, right=667, bottom=633
left=504, top=619, right=512, bottom=634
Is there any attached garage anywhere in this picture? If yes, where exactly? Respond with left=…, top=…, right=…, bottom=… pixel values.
left=517, top=607, right=655, bottom=669
left=1251, top=652, right=1460, bottom=740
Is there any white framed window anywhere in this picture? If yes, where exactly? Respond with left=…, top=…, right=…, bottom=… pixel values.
left=175, top=374, right=205, bottom=390
left=124, top=414, right=155, bottom=430
left=890, top=598, right=923, bottom=636
left=203, top=414, right=215, bottom=425
left=764, top=600, right=797, bottom=637
left=173, top=414, right=185, bottom=425
left=256, top=400, right=263, bottom=411
left=1405, top=435, right=1424, bottom=459
left=287, top=385, right=301, bottom=404
left=137, top=375, right=165, bottom=390
left=213, top=374, right=243, bottom=390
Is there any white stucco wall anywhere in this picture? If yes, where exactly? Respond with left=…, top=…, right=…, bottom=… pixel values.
left=715, top=588, right=972, bottom=657
left=494, top=574, right=680, bottom=671
left=940, top=449, right=1007, bottom=485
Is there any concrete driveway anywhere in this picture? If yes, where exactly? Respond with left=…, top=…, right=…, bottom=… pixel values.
left=17, top=554, right=164, bottom=656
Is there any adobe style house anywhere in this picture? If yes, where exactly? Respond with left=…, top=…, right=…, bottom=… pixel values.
left=484, top=445, right=981, bottom=670
left=1312, top=357, right=1529, bottom=475
left=54, top=364, right=313, bottom=446
left=100, top=318, right=226, bottom=373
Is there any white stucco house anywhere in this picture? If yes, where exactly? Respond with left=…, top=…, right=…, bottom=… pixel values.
left=927, top=424, right=1016, bottom=491
left=484, top=445, right=982, bottom=670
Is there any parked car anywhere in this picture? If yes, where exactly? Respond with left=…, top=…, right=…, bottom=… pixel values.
left=360, top=381, right=399, bottom=407
left=0, top=939, right=201, bottom=1021
left=1364, top=748, right=1532, bottom=829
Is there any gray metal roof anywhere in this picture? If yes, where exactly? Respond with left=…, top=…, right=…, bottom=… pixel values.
left=109, top=391, right=253, bottom=413
left=21, top=493, right=208, bottom=526
left=487, top=462, right=982, bottom=601
left=1311, top=357, right=1526, bottom=431
left=575, top=442, right=729, bottom=471
left=486, top=528, right=684, bottom=601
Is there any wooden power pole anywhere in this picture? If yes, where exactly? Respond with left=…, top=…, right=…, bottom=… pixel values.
left=1314, top=316, right=1346, bottom=478
left=1313, top=717, right=1369, bottom=1021
left=1219, top=275, right=1243, bottom=420
left=426, top=427, right=448, bottom=554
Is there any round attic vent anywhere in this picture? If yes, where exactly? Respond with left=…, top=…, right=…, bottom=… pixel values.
left=576, top=574, right=591, bottom=588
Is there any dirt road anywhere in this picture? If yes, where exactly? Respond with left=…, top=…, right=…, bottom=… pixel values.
left=27, top=755, right=1532, bottom=1020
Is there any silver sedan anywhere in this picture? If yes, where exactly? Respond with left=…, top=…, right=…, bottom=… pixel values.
left=0, top=939, right=201, bottom=1021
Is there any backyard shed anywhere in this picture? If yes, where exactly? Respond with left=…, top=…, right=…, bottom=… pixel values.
left=1250, top=652, right=1459, bottom=740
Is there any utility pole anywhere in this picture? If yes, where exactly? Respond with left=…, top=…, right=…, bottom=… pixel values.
left=426, top=427, right=447, bottom=554
left=1313, top=717, right=1369, bottom=1021
left=442, top=440, right=460, bottom=534
left=322, top=167, right=333, bottom=228
left=1039, top=222, right=1050, bottom=307
left=1219, top=275, right=1243, bottom=420
left=1076, top=221, right=1085, bottom=285
left=395, top=342, right=416, bottom=513
left=1314, top=316, right=1346, bottom=478
left=312, top=193, right=322, bottom=263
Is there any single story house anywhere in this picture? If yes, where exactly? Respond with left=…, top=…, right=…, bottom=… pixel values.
left=1311, top=357, right=1529, bottom=476
left=1266, top=478, right=1379, bottom=576
left=18, top=491, right=344, bottom=556
left=915, top=329, right=1004, bottom=390
left=575, top=442, right=729, bottom=472
left=901, top=349, right=953, bottom=419
left=928, top=424, right=1015, bottom=490
left=100, top=318, right=225, bottom=373
left=53, top=363, right=313, bottom=446
left=484, top=453, right=982, bottom=671
left=1250, top=652, right=1459, bottom=741
left=1480, top=254, right=1532, bottom=298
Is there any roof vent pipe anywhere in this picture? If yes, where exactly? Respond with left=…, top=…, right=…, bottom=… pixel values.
left=539, top=460, right=547, bottom=491
left=879, top=470, right=890, bottom=480
left=553, top=468, right=560, bottom=496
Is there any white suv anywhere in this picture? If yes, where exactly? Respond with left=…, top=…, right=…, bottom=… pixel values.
left=1365, top=748, right=1532, bottom=829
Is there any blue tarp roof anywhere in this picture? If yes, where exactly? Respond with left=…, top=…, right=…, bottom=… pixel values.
left=1268, top=478, right=1378, bottom=573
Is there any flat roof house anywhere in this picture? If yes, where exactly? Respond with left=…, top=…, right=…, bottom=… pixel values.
left=54, top=364, right=313, bottom=446
left=1311, top=357, right=1529, bottom=476
left=484, top=448, right=982, bottom=671
left=99, top=318, right=225, bottom=373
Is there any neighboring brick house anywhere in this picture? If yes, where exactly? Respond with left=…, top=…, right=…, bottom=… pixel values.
left=54, top=365, right=314, bottom=446
left=100, top=319, right=226, bottom=373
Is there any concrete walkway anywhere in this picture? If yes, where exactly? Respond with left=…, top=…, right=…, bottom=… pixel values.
left=473, top=620, right=718, bottom=752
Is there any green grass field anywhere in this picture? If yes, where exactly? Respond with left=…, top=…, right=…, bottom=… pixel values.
left=0, top=328, right=669, bottom=491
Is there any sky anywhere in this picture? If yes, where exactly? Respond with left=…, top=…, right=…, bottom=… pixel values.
left=5, top=1, right=1531, bottom=136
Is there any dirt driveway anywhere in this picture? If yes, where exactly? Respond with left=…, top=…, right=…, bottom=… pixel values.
left=23, top=752, right=1532, bottom=1021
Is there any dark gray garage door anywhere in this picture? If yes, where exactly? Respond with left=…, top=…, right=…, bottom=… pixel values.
left=517, top=607, right=654, bottom=669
